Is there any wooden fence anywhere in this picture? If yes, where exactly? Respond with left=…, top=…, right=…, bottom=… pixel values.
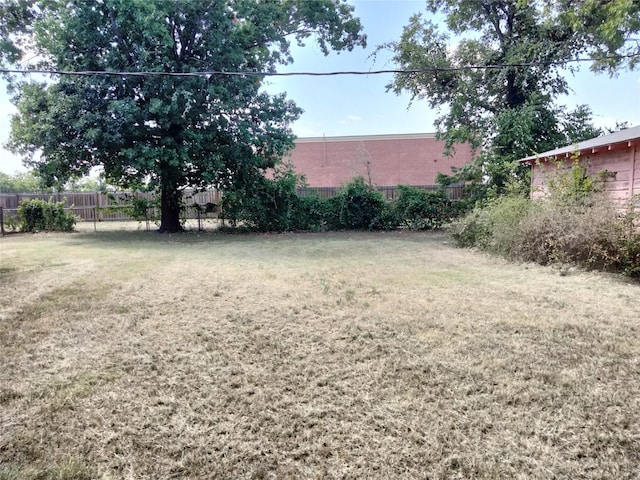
left=0, top=190, right=222, bottom=223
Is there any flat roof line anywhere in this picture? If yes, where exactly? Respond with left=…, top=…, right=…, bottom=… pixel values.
left=294, top=133, right=437, bottom=143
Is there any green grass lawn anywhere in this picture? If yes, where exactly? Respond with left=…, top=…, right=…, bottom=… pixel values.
left=1, top=229, right=639, bottom=479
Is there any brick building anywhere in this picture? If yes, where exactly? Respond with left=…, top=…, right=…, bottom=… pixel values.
left=284, top=133, right=475, bottom=188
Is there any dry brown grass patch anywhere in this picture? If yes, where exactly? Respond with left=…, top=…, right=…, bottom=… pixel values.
left=1, top=230, right=639, bottom=479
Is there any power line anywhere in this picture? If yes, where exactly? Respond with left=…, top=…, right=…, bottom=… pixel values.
left=0, top=52, right=638, bottom=78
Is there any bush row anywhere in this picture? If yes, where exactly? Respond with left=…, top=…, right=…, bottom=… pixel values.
left=221, top=175, right=463, bottom=232
left=449, top=193, right=640, bottom=279
left=17, top=198, right=76, bottom=232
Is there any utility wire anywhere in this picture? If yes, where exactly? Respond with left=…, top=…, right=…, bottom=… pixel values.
left=0, top=52, right=638, bottom=78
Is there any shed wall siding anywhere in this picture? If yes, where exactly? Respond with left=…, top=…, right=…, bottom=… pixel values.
left=633, top=145, right=640, bottom=198
left=285, top=136, right=474, bottom=187
left=531, top=144, right=639, bottom=203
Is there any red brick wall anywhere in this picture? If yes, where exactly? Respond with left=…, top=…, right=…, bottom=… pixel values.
left=284, top=133, right=475, bottom=187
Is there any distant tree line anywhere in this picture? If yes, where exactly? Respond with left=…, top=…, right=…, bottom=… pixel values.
left=0, top=170, right=110, bottom=193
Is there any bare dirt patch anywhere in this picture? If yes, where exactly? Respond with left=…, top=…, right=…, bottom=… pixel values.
left=1, top=230, right=639, bottom=479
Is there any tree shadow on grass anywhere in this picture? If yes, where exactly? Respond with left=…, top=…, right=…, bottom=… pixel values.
left=63, top=228, right=449, bottom=250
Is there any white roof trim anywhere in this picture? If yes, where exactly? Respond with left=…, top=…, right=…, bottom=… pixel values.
left=519, top=125, right=640, bottom=163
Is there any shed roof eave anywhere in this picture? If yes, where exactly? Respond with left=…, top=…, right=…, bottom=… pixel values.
left=517, top=124, right=640, bottom=164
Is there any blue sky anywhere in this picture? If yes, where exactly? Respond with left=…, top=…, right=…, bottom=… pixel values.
left=1, top=0, right=639, bottom=174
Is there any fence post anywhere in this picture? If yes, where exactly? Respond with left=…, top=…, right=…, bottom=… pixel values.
left=0, top=206, right=4, bottom=236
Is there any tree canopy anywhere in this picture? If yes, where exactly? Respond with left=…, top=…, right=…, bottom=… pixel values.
left=5, top=0, right=366, bottom=232
left=560, top=0, right=640, bottom=72
left=0, top=0, right=35, bottom=68
left=382, top=0, right=637, bottom=196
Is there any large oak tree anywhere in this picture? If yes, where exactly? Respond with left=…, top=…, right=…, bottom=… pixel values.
left=5, top=0, right=366, bottom=232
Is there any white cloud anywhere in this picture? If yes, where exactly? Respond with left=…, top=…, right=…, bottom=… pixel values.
left=347, top=115, right=362, bottom=121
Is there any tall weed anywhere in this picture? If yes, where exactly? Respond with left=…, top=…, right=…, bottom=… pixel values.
left=450, top=175, right=639, bottom=279
left=448, top=195, right=532, bottom=255
left=513, top=196, right=624, bottom=270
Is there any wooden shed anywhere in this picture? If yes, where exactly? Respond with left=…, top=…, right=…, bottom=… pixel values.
left=519, top=125, right=640, bottom=204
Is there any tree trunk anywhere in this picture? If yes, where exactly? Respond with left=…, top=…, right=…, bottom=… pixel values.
left=159, top=181, right=182, bottom=233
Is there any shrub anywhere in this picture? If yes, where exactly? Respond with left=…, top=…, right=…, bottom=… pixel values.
left=513, top=197, right=624, bottom=269
left=617, top=199, right=640, bottom=278
left=482, top=195, right=534, bottom=256
left=450, top=188, right=639, bottom=278
left=449, top=194, right=532, bottom=254
left=328, top=177, right=387, bottom=230
left=449, top=154, right=640, bottom=278
left=128, top=196, right=154, bottom=222
left=546, top=157, right=599, bottom=206
left=448, top=206, right=493, bottom=248
left=509, top=157, right=625, bottom=271
left=294, top=194, right=331, bottom=231
left=221, top=168, right=320, bottom=232
left=393, top=185, right=457, bottom=230
left=17, top=198, right=76, bottom=232
left=618, top=233, right=640, bottom=279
